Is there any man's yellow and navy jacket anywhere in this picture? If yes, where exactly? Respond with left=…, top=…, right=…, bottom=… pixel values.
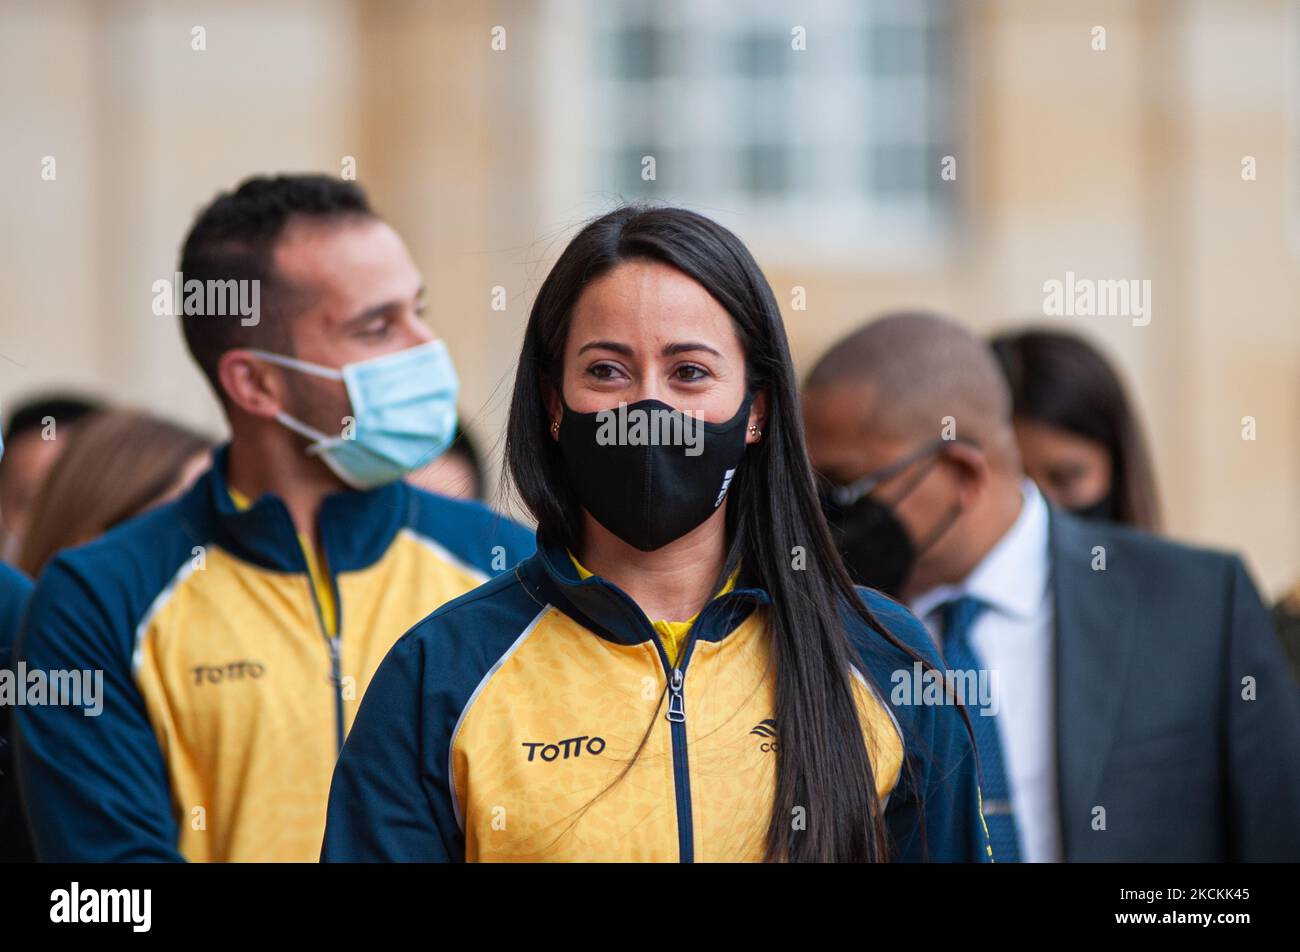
left=14, top=445, right=534, bottom=862
left=321, top=541, right=992, bottom=862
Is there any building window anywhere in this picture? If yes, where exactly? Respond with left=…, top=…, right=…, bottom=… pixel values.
left=585, top=0, right=961, bottom=259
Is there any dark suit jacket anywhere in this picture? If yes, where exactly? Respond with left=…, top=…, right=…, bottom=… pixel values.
left=1050, top=509, right=1300, bottom=861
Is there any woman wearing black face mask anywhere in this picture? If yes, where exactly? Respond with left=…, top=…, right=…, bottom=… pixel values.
left=989, top=329, right=1161, bottom=531
left=322, top=206, right=990, bottom=863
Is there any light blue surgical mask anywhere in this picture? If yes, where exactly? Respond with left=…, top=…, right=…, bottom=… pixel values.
left=247, top=340, right=460, bottom=490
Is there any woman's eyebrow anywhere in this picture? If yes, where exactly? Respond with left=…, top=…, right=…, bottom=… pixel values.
left=575, top=340, right=723, bottom=357
left=662, top=342, right=721, bottom=357
left=576, top=340, right=633, bottom=356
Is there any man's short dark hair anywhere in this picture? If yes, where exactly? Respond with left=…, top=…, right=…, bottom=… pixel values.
left=2, top=394, right=102, bottom=446
left=177, top=174, right=375, bottom=401
left=804, top=311, right=1019, bottom=465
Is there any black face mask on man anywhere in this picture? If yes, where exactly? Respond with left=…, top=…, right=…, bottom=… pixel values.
left=820, top=438, right=970, bottom=597
left=558, top=394, right=755, bottom=552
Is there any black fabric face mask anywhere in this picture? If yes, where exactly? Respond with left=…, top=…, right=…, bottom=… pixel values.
left=820, top=439, right=966, bottom=597
left=558, top=394, right=754, bottom=552
left=824, top=494, right=916, bottom=596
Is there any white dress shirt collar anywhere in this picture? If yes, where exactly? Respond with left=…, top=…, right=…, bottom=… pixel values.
left=910, top=478, right=1051, bottom=624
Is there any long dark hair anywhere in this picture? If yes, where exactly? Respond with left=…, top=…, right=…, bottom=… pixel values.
left=19, top=409, right=212, bottom=577
left=505, top=205, right=935, bottom=862
left=990, top=328, right=1161, bottom=530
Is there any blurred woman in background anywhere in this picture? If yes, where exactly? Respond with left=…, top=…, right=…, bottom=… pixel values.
left=992, top=330, right=1300, bottom=684
left=990, top=328, right=1161, bottom=531
left=18, top=409, right=212, bottom=578
left=0, top=394, right=102, bottom=563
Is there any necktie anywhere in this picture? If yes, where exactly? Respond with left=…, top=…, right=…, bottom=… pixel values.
left=940, top=594, right=1022, bottom=862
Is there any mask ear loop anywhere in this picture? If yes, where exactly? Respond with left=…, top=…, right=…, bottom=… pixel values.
left=902, top=443, right=974, bottom=558
left=878, top=451, right=942, bottom=509
left=272, top=410, right=335, bottom=449
left=243, top=348, right=345, bottom=381
left=913, top=494, right=964, bottom=559
left=853, top=444, right=959, bottom=558
left=244, top=349, right=351, bottom=448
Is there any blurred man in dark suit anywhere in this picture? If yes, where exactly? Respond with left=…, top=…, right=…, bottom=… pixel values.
left=802, top=311, right=1300, bottom=861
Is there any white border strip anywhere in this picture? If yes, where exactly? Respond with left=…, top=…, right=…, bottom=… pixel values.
left=131, top=555, right=205, bottom=674
left=401, top=527, right=489, bottom=585
left=448, top=604, right=552, bottom=830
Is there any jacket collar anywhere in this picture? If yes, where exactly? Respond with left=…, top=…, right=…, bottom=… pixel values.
left=177, top=443, right=410, bottom=574
left=517, top=537, right=769, bottom=649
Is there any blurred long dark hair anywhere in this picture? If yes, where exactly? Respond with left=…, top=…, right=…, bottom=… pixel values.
left=19, top=409, right=212, bottom=577
left=505, top=205, right=941, bottom=862
left=991, top=328, right=1160, bottom=531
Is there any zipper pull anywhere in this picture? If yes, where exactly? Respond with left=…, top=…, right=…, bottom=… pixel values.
left=666, top=668, right=686, bottom=723
left=328, top=636, right=342, bottom=686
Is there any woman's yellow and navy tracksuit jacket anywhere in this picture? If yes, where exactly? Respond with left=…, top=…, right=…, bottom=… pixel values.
left=321, top=541, right=992, bottom=862
left=14, top=445, right=535, bottom=862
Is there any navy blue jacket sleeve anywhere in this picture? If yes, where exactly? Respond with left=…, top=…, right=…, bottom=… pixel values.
left=322, top=630, right=458, bottom=862
left=0, top=562, right=34, bottom=862
left=14, top=556, right=183, bottom=862
left=855, top=592, right=992, bottom=863
left=883, top=691, right=991, bottom=863
left=1222, top=558, right=1300, bottom=860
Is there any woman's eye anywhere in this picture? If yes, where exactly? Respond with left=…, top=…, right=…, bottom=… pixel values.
left=588, top=363, right=623, bottom=381
left=674, top=364, right=709, bottom=382
left=1048, top=469, right=1077, bottom=490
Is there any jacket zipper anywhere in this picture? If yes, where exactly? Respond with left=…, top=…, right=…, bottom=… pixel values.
left=658, top=597, right=749, bottom=862
left=656, top=635, right=697, bottom=863
left=583, top=575, right=747, bottom=863
left=325, top=632, right=344, bottom=753
left=303, top=545, right=345, bottom=754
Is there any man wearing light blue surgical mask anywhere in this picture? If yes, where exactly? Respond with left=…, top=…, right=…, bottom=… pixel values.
left=13, top=175, right=535, bottom=863
left=244, top=338, right=460, bottom=491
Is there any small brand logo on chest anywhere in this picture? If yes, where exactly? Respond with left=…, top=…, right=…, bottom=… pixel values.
left=521, top=736, right=606, bottom=762
left=751, top=718, right=778, bottom=752
left=190, top=660, right=265, bottom=686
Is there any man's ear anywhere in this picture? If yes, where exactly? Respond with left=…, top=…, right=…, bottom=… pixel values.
left=943, top=439, right=991, bottom=507
left=746, top=388, right=768, bottom=444
left=217, top=350, right=286, bottom=420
